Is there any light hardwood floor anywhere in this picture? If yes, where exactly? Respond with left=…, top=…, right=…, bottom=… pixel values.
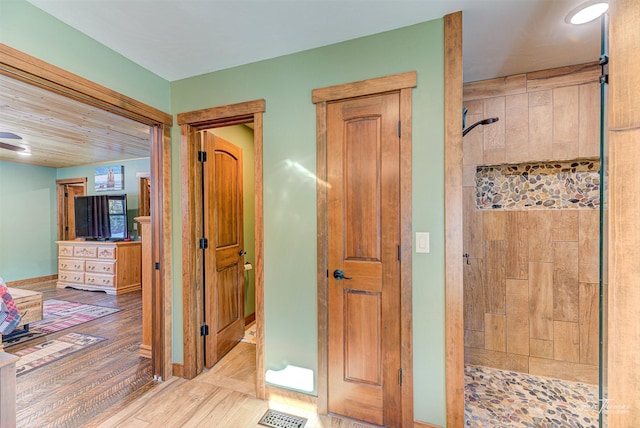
left=94, top=341, right=381, bottom=428
left=5, top=281, right=155, bottom=428
left=8, top=281, right=380, bottom=427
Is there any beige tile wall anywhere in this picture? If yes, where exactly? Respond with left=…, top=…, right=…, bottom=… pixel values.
left=462, top=63, right=601, bottom=384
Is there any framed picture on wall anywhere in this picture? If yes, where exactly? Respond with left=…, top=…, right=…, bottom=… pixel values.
left=95, top=165, right=124, bottom=191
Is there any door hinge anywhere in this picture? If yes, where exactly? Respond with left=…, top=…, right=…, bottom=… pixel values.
left=154, top=262, right=160, bottom=270
left=64, top=192, right=68, bottom=197
left=326, top=269, right=329, bottom=278
left=200, top=324, right=209, bottom=336
left=199, top=238, right=208, bottom=249
left=599, top=74, right=609, bottom=85
left=65, top=226, right=69, bottom=232
left=398, top=245, right=402, bottom=261
left=398, top=121, right=401, bottom=138
left=399, top=368, right=403, bottom=386
left=198, top=151, right=207, bottom=162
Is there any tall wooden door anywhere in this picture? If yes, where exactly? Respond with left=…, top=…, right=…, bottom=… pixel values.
left=202, top=132, right=245, bottom=368
left=60, top=183, right=85, bottom=240
left=327, top=92, right=402, bottom=426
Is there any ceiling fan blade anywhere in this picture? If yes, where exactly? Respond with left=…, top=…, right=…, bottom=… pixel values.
left=0, top=142, right=26, bottom=152
left=0, top=132, right=22, bottom=140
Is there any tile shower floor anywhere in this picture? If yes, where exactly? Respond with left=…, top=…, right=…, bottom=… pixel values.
left=465, top=365, right=600, bottom=427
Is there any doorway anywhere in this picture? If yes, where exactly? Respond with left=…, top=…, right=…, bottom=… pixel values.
left=313, top=72, right=416, bottom=427
left=56, top=178, right=87, bottom=241
left=178, top=99, right=266, bottom=398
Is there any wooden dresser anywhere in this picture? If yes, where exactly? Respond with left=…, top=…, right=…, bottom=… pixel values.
left=56, top=240, right=142, bottom=295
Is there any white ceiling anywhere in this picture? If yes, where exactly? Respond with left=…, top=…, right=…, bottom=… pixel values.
left=25, top=0, right=603, bottom=83
left=1, top=0, right=604, bottom=168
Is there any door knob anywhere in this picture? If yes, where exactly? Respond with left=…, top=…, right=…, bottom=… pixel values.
left=239, top=250, right=246, bottom=256
left=333, top=269, right=352, bottom=280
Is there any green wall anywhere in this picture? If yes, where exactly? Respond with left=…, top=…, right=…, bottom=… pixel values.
left=208, top=126, right=256, bottom=318
left=57, top=158, right=151, bottom=236
left=0, top=161, right=57, bottom=281
left=0, top=0, right=171, bottom=112
left=2, top=2, right=448, bottom=423
left=171, top=21, right=446, bottom=424
left=0, top=158, right=151, bottom=282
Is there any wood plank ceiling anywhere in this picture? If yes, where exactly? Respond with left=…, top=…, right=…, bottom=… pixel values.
left=0, top=73, right=150, bottom=168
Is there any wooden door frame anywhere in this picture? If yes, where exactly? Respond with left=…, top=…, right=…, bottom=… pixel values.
left=0, top=43, right=174, bottom=381
left=312, top=71, right=416, bottom=427
left=177, top=100, right=266, bottom=398
left=56, top=177, right=87, bottom=240
left=443, top=12, right=465, bottom=427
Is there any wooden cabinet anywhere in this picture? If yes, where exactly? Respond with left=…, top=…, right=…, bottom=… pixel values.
left=134, top=216, right=152, bottom=358
left=56, top=241, right=141, bottom=295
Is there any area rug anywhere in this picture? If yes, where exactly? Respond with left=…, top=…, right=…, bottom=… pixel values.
left=241, top=322, right=256, bottom=344
left=14, top=332, right=107, bottom=376
left=2, top=299, right=120, bottom=347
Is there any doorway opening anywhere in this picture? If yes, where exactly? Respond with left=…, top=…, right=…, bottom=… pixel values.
left=56, top=177, right=87, bottom=241
left=178, top=99, right=266, bottom=398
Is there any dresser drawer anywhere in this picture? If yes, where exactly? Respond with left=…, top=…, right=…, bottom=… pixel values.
left=97, top=246, right=116, bottom=260
left=59, top=258, right=85, bottom=272
left=74, top=246, right=98, bottom=258
left=86, top=261, right=115, bottom=274
left=58, top=245, right=74, bottom=257
left=58, top=271, right=85, bottom=284
left=86, top=274, right=115, bottom=287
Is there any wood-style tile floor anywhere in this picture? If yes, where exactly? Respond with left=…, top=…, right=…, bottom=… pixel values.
left=5, top=282, right=155, bottom=428
left=8, top=281, right=381, bottom=427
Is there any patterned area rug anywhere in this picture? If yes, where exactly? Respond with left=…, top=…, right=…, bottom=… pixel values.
left=3, top=299, right=120, bottom=347
left=14, top=332, right=106, bottom=376
left=241, top=322, right=256, bottom=344
left=34, top=299, right=121, bottom=334
left=465, top=364, right=599, bottom=427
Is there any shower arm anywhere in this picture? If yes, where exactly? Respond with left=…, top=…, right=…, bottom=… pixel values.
left=462, top=117, right=499, bottom=137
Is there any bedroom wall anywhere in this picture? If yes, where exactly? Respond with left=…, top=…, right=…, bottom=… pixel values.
left=0, top=161, right=57, bottom=281
left=171, top=20, right=447, bottom=424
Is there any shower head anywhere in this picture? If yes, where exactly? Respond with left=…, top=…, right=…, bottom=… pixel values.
left=462, top=117, right=499, bottom=137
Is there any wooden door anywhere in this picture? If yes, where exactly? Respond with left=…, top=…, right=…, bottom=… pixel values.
left=203, top=132, right=245, bottom=368
left=60, top=183, right=85, bottom=240
left=327, top=92, right=402, bottom=426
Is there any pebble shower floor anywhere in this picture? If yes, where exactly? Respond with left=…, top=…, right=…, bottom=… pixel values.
left=464, top=365, right=600, bottom=427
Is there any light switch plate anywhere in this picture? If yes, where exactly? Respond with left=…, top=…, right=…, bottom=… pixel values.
left=416, top=232, right=430, bottom=253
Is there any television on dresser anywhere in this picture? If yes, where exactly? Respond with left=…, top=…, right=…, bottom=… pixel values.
left=74, top=194, right=128, bottom=241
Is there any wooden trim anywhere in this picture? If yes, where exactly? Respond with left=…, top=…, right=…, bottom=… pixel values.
left=414, top=420, right=443, bottom=428
left=444, top=11, right=464, bottom=428
left=244, top=312, right=256, bottom=326
left=315, top=100, right=329, bottom=415
left=172, top=363, right=185, bottom=378
left=400, top=86, right=414, bottom=428
left=56, top=177, right=87, bottom=240
left=311, top=71, right=417, bottom=103
left=150, top=124, right=173, bottom=381
left=5, top=275, right=58, bottom=288
left=177, top=99, right=265, bottom=127
left=0, top=44, right=172, bottom=126
left=313, top=73, right=415, bottom=425
left=180, top=100, right=266, bottom=401
left=1, top=46, right=171, bottom=382
left=253, top=111, right=266, bottom=400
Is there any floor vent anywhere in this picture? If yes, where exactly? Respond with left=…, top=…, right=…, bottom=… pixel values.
left=258, top=409, right=307, bottom=428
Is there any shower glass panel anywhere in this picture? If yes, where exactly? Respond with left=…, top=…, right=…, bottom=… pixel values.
left=598, top=12, right=609, bottom=428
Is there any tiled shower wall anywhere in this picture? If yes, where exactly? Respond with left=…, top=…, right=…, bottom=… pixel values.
left=462, top=63, right=601, bottom=384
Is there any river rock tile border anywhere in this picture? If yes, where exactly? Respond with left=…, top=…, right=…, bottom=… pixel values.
left=476, top=159, right=600, bottom=210
left=465, top=365, right=599, bottom=427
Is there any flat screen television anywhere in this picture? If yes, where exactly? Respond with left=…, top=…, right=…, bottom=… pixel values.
left=74, top=194, right=128, bottom=241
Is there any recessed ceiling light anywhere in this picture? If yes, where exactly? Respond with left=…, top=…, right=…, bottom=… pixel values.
left=566, top=1, right=609, bottom=25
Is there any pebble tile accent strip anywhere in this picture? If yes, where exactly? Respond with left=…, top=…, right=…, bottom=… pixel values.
left=476, top=159, right=600, bottom=210
left=465, top=365, right=599, bottom=427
